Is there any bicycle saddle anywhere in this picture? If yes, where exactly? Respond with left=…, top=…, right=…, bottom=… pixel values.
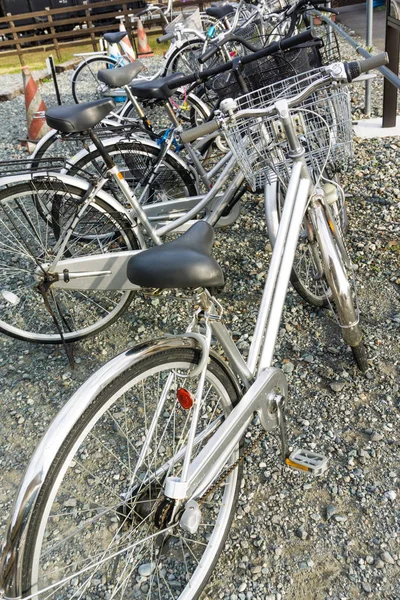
left=130, top=72, right=185, bottom=101
left=45, top=99, right=116, bottom=133
left=206, top=5, right=234, bottom=19
left=127, top=222, right=225, bottom=289
left=97, top=61, right=145, bottom=88
left=104, top=31, right=127, bottom=44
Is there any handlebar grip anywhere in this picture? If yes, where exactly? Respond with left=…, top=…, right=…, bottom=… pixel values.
left=198, top=44, right=219, bottom=65
left=180, top=120, right=219, bottom=144
left=157, top=32, right=176, bottom=43
left=279, top=28, right=315, bottom=50
left=314, top=6, right=339, bottom=13
left=345, top=52, right=388, bottom=81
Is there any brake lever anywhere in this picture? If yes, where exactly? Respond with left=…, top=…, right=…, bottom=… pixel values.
left=352, top=73, right=377, bottom=82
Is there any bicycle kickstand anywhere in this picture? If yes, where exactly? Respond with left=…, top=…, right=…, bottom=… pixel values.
left=275, top=396, right=329, bottom=477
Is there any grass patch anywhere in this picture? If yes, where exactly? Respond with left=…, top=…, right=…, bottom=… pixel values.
left=0, top=33, right=167, bottom=75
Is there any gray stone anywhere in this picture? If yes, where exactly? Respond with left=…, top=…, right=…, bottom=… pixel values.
left=381, top=551, right=395, bottom=565
left=138, top=562, right=156, bottom=577
left=333, top=514, right=348, bottom=523
left=326, top=504, right=337, bottom=520
left=282, top=362, right=294, bottom=375
left=295, top=526, right=308, bottom=540
left=330, top=380, right=346, bottom=393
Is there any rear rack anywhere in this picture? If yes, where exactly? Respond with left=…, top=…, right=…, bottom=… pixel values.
left=0, top=157, right=95, bottom=180
left=0, top=157, right=67, bottom=178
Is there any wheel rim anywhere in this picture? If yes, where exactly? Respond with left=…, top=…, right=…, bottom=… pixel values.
left=71, top=143, right=196, bottom=212
left=27, top=357, right=240, bottom=598
left=73, top=58, right=121, bottom=105
left=0, top=182, right=135, bottom=342
left=277, top=181, right=333, bottom=304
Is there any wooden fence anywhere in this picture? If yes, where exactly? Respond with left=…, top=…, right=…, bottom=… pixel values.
left=0, top=0, right=204, bottom=66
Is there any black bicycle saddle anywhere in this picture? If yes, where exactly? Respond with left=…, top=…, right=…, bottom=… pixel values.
left=97, top=61, right=145, bottom=88
left=127, top=222, right=224, bottom=289
left=45, top=99, right=116, bottom=133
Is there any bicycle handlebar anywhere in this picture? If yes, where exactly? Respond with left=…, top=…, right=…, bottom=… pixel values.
left=180, top=53, right=389, bottom=144
left=170, top=29, right=315, bottom=90
left=199, top=34, right=261, bottom=64
left=180, top=120, right=220, bottom=144
left=345, top=52, right=388, bottom=80
left=157, top=31, right=175, bottom=43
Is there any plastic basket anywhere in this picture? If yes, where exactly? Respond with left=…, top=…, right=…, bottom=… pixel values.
left=223, top=68, right=353, bottom=191
left=166, top=9, right=203, bottom=35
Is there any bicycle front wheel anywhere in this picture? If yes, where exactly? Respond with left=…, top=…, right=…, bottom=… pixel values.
left=20, top=347, right=242, bottom=599
left=72, top=56, right=120, bottom=104
left=267, top=176, right=347, bottom=307
left=0, top=179, right=138, bottom=343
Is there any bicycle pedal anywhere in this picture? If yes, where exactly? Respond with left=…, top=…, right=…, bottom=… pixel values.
left=285, top=448, right=329, bottom=476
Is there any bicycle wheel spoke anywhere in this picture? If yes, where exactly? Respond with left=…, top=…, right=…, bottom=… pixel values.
left=21, top=351, right=241, bottom=598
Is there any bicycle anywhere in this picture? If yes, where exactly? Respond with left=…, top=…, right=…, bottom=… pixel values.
left=0, top=52, right=387, bottom=600
left=32, top=0, right=334, bottom=168
left=0, top=31, right=319, bottom=345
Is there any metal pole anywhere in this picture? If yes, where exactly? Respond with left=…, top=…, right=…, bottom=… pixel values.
left=46, top=55, right=62, bottom=106
left=311, top=10, right=400, bottom=90
left=365, top=0, right=373, bottom=115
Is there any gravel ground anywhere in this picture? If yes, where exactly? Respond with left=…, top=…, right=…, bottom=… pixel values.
left=0, top=37, right=399, bottom=600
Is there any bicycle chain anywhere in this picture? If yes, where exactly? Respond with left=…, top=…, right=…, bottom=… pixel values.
left=197, top=429, right=267, bottom=505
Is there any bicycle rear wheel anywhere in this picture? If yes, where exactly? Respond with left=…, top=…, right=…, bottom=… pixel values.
left=0, top=179, right=138, bottom=343
left=19, top=347, right=242, bottom=599
left=72, top=56, right=121, bottom=105
left=68, top=139, right=198, bottom=213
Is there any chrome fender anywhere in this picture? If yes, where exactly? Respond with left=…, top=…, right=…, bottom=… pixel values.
left=0, top=171, right=131, bottom=221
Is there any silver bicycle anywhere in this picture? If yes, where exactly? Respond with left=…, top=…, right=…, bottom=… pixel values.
left=0, top=52, right=387, bottom=600
left=0, top=32, right=317, bottom=344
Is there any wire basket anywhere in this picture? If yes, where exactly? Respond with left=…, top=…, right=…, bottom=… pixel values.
left=233, top=19, right=265, bottom=51
left=310, top=22, right=341, bottom=66
left=212, top=47, right=313, bottom=102
left=223, top=68, right=353, bottom=191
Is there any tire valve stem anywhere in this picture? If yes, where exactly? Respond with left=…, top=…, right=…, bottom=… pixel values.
left=177, top=388, right=194, bottom=409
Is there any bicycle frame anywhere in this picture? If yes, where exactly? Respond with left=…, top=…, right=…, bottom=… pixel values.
left=44, top=152, right=245, bottom=291
left=2, top=53, right=387, bottom=594
left=0, top=145, right=309, bottom=597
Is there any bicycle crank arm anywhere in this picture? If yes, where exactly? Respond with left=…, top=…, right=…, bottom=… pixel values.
left=36, top=250, right=143, bottom=291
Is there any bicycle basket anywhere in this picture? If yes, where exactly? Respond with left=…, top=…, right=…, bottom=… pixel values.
left=233, top=19, right=265, bottom=51
left=212, top=47, right=312, bottom=102
left=309, top=22, right=341, bottom=67
left=166, top=9, right=203, bottom=35
left=223, top=68, right=353, bottom=191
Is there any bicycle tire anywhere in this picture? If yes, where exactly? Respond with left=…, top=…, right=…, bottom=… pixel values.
left=71, top=55, right=120, bottom=105
left=165, top=38, right=224, bottom=76
left=0, top=179, right=138, bottom=344
left=20, top=347, right=242, bottom=599
left=267, top=175, right=347, bottom=308
left=68, top=138, right=198, bottom=211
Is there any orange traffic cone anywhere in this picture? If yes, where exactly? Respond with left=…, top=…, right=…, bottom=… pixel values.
left=22, top=67, right=50, bottom=152
left=119, top=21, right=136, bottom=62
left=136, top=18, right=154, bottom=57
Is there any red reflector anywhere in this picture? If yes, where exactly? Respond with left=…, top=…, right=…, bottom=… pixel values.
left=177, top=388, right=194, bottom=409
